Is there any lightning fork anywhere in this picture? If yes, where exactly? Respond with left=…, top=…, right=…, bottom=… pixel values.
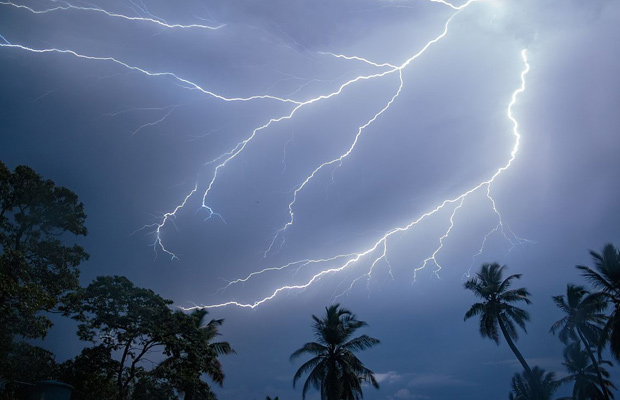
left=0, top=1, right=224, bottom=30
left=0, top=43, right=301, bottom=104
left=263, top=4, right=474, bottom=257
left=187, top=49, right=530, bottom=310
left=0, top=40, right=305, bottom=258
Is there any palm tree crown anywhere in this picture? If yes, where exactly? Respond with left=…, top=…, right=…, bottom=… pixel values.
left=550, top=284, right=607, bottom=346
left=577, top=243, right=620, bottom=361
left=291, top=304, right=380, bottom=400
left=551, top=284, right=610, bottom=400
left=508, top=366, right=558, bottom=400
left=558, top=341, right=616, bottom=400
left=464, top=263, right=532, bottom=374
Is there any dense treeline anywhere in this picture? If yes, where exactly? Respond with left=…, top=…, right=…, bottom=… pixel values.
left=1, top=161, right=618, bottom=400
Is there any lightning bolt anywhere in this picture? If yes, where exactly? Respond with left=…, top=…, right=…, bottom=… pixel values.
left=0, top=40, right=299, bottom=258
left=262, top=6, right=471, bottom=257
left=1, top=0, right=534, bottom=307
left=182, top=47, right=530, bottom=310
left=0, top=1, right=224, bottom=30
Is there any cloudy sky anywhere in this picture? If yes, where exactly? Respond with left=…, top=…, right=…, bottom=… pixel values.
left=1, top=0, right=620, bottom=398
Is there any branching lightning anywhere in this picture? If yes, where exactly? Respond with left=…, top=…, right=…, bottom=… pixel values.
left=185, top=48, right=530, bottom=310
left=0, top=0, right=224, bottom=30
left=1, top=0, right=534, bottom=309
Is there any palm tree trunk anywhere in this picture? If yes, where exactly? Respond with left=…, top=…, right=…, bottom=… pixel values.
left=576, top=327, right=611, bottom=400
left=497, top=318, right=532, bottom=376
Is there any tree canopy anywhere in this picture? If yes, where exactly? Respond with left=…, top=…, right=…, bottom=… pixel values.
left=291, top=304, right=380, bottom=400
left=508, top=366, right=559, bottom=400
left=578, top=243, right=620, bottom=361
left=0, top=160, right=88, bottom=390
left=464, top=262, right=532, bottom=375
left=64, top=275, right=234, bottom=400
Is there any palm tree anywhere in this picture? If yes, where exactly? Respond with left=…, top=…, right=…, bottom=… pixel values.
left=577, top=243, right=620, bottom=361
left=550, top=284, right=610, bottom=400
left=508, top=366, right=558, bottom=400
left=290, top=304, right=380, bottom=400
left=557, top=341, right=616, bottom=400
left=464, top=263, right=532, bottom=375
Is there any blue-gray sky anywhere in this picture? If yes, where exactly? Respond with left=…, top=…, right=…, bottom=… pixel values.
left=1, top=0, right=620, bottom=399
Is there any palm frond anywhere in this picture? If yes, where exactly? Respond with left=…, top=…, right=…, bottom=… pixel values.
left=302, top=359, right=326, bottom=400
left=210, top=341, right=236, bottom=356
left=464, top=303, right=485, bottom=321
left=497, top=273, right=521, bottom=293
left=502, top=315, right=519, bottom=341
left=504, top=306, right=529, bottom=333
left=293, top=356, right=324, bottom=386
left=342, top=335, right=380, bottom=352
left=500, top=288, right=532, bottom=305
left=290, top=342, right=328, bottom=361
left=463, top=279, right=487, bottom=300
left=578, top=265, right=617, bottom=295
left=480, top=312, right=500, bottom=344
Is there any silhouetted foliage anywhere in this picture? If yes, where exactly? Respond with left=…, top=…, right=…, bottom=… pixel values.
left=130, top=369, right=176, bottom=400
left=291, top=304, right=380, bottom=400
left=557, top=341, right=616, bottom=400
left=578, top=243, right=620, bottom=362
left=58, top=345, right=120, bottom=400
left=0, top=161, right=88, bottom=395
left=3, top=162, right=620, bottom=400
left=0, top=342, right=57, bottom=399
left=0, top=161, right=88, bottom=345
left=63, top=276, right=234, bottom=400
left=551, top=284, right=611, bottom=400
left=464, top=263, right=532, bottom=375
left=65, top=276, right=176, bottom=400
left=508, top=366, right=559, bottom=400
left=153, top=309, right=235, bottom=400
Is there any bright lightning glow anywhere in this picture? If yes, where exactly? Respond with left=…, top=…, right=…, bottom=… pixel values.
left=264, top=9, right=465, bottom=257
left=183, top=49, right=530, bottom=310
left=1, top=0, right=534, bottom=309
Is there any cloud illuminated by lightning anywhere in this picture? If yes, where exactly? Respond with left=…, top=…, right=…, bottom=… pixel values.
left=0, top=0, right=534, bottom=309
left=263, top=8, right=466, bottom=258
left=183, top=48, right=530, bottom=310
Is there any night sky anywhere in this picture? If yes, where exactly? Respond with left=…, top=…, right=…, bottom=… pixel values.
left=1, top=0, right=620, bottom=399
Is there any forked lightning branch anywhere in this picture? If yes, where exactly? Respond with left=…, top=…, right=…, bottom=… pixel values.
left=0, top=0, right=532, bottom=309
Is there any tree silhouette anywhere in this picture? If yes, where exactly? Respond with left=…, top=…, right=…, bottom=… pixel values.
left=0, top=161, right=88, bottom=344
left=464, top=263, right=532, bottom=375
left=156, top=309, right=235, bottom=400
left=508, top=366, right=558, bottom=400
left=58, top=345, right=121, bottom=400
left=63, top=280, right=234, bottom=400
left=291, top=304, right=380, bottom=400
left=0, top=161, right=88, bottom=396
left=578, top=243, right=620, bottom=361
left=557, top=341, right=615, bottom=400
left=551, top=284, right=610, bottom=400
left=67, top=276, right=176, bottom=400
